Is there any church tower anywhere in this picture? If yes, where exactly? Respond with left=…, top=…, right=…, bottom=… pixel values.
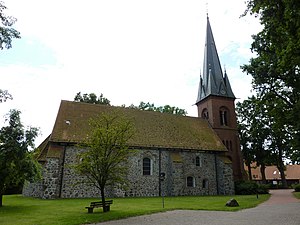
left=196, top=17, right=244, bottom=180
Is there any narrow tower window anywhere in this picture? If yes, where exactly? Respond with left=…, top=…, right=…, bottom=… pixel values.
left=225, top=140, right=229, bottom=149
left=219, top=107, right=228, bottom=126
left=202, top=108, right=209, bottom=119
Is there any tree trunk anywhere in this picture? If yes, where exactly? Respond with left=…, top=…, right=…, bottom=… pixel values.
left=100, top=187, right=108, bottom=212
left=260, top=164, right=267, bottom=184
left=0, top=193, right=3, bottom=207
left=277, top=155, right=288, bottom=188
left=247, top=163, right=252, bottom=180
left=277, top=140, right=288, bottom=188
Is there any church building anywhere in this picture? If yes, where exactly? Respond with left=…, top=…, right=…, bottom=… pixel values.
left=23, top=17, right=243, bottom=199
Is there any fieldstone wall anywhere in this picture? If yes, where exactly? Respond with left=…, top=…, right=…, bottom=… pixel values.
left=60, top=146, right=101, bottom=198
left=23, top=181, right=44, bottom=198
left=23, top=145, right=234, bottom=198
left=125, top=150, right=160, bottom=197
left=23, top=157, right=62, bottom=199
left=216, top=156, right=234, bottom=195
left=42, top=157, right=62, bottom=199
left=164, top=151, right=218, bottom=196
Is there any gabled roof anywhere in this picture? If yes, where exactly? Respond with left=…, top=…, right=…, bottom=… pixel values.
left=47, top=100, right=226, bottom=152
left=196, top=17, right=235, bottom=103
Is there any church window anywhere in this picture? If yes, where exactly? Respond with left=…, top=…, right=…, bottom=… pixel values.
left=196, top=156, right=201, bottom=167
left=186, top=176, right=195, bottom=187
left=219, top=107, right=229, bottom=126
left=143, top=157, right=151, bottom=175
left=201, top=108, right=209, bottom=119
left=202, top=179, right=208, bottom=189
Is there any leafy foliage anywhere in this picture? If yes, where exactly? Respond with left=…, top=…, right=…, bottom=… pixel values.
left=74, top=92, right=111, bottom=105
left=242, top=0, right=300, bottom=162
left=235, top=180, right=269, bottom=195
left=74, top=92, right=187, bottom=115
left=237, top=95, right=291, bottom=187
left=236, top=96, right=274, bottom=181
left=126, top=101, right=187, bottom=116
left=0, top=1, right=20, bottom=50
left=0, top=109, right=40, bottom=206
left=293, top=184, right=300, bottom=192
left=73, top=112, right=135, bottom=210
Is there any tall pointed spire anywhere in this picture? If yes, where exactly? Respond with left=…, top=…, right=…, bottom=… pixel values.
left=196, top=17, right=235, bottom=103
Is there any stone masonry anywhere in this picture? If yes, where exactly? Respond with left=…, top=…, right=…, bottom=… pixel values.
left=23, top=145, right=234, bottom=198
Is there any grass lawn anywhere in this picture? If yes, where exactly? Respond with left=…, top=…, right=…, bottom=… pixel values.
left=293, top=192, right=300, bottom=199
left=0, top=194, right=269, bottom=225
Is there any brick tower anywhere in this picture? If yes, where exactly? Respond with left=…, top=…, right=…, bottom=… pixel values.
left=196, top=16, right=244, bottom=180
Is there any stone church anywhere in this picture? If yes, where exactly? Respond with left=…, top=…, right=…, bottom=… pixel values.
left=23, top=17, right=243, bottom=199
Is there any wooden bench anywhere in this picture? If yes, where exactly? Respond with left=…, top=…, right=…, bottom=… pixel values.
left=85, top=200, right=113, bottom=213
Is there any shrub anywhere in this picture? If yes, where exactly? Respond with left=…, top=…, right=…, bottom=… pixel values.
left=292, top=184, right=300, bottom=192
left=256, top=184, right=270, bottom=194
left=235, top=180, right=269, bottom=195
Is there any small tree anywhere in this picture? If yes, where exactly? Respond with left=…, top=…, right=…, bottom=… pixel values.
left=74, top=112, right=135, bottom=212
left=0, top=109, right=40, bottom=207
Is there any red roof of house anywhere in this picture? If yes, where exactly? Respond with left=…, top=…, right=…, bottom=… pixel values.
left=245, top=163, right=300, bottom=180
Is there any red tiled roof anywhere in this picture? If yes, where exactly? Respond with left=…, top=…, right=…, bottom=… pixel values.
left=245, top=163, right=300, bottom=180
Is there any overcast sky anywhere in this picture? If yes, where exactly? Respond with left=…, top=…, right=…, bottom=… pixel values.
left=0, top=0, right=261, bottom=146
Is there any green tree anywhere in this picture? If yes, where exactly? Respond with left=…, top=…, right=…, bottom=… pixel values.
left=237, top=96, right=273, bottom=183
left=74, top=92, right=110, bottom=105
left=242, top=0, right=300, bottom=153
left=0, top=1, right=20, bottom=50
left=73, top=112, right=135, bottom=211
left=237, top=96, right=290, bottom=187
left=127, top=101, right=187, bottom=116
left=264, top=96, right=291, bottom=187
left=0, top=109, right=40, bottom=207
left=237, top=121, right=254, bottom=180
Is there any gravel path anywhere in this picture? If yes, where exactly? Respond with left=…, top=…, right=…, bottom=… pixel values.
left=92, top=189, right=300, bottom=225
